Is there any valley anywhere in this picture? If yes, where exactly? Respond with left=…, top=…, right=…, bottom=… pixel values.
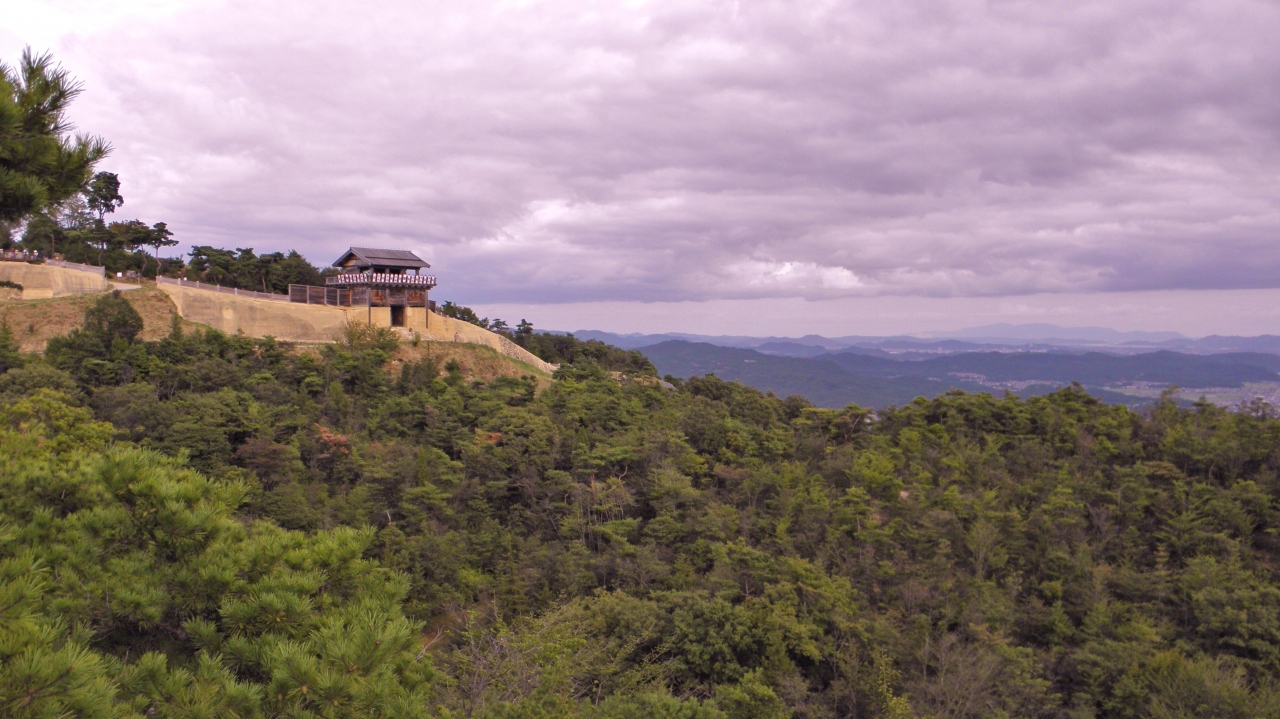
left=637, top=340, right=1280, bottom=409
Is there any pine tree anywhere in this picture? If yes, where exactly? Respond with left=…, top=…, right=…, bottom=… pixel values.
left=0, top=49, right=109, bottom=224
left=0, top=391, right=436, bottom=718
left=0, top=322, right=21, bottom=374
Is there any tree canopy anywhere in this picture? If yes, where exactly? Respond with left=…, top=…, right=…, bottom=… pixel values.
left=85, top=170, right=123, bottom=220
left=2, top=293, right=1280, bottom=717
left=185, top=246, right=325, bottom=293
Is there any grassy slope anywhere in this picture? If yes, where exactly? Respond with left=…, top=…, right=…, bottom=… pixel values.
left=0, top=285, right=190, bottom=351
left=390, top=340, right=553, bottom=387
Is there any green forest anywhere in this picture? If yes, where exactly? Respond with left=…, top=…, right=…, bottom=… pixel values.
left=2, top=292, right=1280, bottom=718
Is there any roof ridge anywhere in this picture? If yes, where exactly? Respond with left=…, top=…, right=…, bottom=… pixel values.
left=334, top=247, right=430, bottom=268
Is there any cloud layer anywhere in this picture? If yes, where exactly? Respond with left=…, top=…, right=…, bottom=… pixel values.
left=8, top=0, right=1280, bottom=304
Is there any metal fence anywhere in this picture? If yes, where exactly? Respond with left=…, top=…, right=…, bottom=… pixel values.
left=289, top=284, right=430, bottom=308
left=154, top=277, right=432, bottom=309
left=1, top=250, right=41, bottom=263
left=157, top=276, right=290, bottom=302
left=46, top=258, right=105, bottom=276
left=290, top=284, right=355, bottom=306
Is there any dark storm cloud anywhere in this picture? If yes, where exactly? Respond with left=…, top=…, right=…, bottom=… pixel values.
left=29, top=0, right=1280, bottom=302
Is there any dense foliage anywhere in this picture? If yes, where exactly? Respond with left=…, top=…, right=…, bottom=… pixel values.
left=184, top=246, right=326, bottom=293
left=17, top=209, right=176, bottom=274
left=3, top=294, right=1280, bottom=718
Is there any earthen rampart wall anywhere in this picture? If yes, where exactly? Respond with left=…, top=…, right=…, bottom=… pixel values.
left=0, top=261, right=110, bottom=299
left=156, top=282, right=556, bottom=374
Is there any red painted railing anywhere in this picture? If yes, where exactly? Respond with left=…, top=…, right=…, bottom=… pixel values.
left=326, top=273, right=437, bottom=287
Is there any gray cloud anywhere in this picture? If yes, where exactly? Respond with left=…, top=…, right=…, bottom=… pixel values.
left=12, top=0, right=1280, bottom=303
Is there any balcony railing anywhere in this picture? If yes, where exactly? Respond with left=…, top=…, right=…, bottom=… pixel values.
left=327, top=273, right=436, bottom=288
left=290, top=284, right=429, bottom=308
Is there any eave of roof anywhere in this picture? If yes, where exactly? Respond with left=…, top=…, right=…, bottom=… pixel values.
left=333, top=247, right=430, bottom=269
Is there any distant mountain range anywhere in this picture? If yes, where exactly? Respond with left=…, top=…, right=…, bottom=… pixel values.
left=633, top=341, right=1280, bottom=409
left=556, top=324, right=1280, bottom=408
left=569, top=325, right=1280, bottom=356
left=924, top=323, right=1185, bottom=344
left=636, top=342, right=965, bottom=409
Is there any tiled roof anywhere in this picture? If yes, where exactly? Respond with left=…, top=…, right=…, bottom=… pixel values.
left=333, top=247, right=430, bottom=269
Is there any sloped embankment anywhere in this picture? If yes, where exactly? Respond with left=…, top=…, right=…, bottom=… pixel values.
left=0, top=285, right=188, bottom=352
left=391, top=341, right=554, bottom=385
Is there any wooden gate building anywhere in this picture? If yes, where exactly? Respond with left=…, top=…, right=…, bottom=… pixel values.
left=289, top=247, right=437, bottom=329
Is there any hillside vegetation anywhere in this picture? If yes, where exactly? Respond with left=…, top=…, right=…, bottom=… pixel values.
left=2, top=293, right=1280, bottom=718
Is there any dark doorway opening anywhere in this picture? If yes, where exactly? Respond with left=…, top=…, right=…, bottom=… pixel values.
left=390, top=305, right=406, bottom=327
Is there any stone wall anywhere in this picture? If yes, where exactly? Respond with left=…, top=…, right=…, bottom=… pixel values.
left=0, top=261, right=110, bottom=299
left=157, top=282, right=557, bottom=374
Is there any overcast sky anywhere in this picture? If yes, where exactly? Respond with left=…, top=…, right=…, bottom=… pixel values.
left=6, top=0, right=1280, bottom=336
